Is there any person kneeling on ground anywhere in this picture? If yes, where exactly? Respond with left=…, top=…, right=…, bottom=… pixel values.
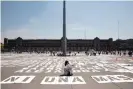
left=60, top=60, right=74, bottom=76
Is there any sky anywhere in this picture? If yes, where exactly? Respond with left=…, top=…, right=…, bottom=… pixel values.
left=1, top=1, right=133, bottom=43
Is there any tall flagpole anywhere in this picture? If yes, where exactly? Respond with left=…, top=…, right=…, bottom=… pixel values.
left=62, top=0, right=67, bottom=56
left=117, top=20, right=120, bottom=51
left=84, top=29, right=86, bottom=39
left=118, top=20, right=119, bottom=40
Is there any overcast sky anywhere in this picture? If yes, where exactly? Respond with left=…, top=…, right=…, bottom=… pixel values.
left=1, top=1, right=133, bottom=43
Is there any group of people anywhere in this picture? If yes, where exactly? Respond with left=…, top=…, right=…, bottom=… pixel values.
left=2, top=47, right=133, bottom=57
left=85, top=50, right=133, bottom=57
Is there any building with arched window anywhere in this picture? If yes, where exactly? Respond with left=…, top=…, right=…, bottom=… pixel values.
left=3, top=37, right=133, bottom=52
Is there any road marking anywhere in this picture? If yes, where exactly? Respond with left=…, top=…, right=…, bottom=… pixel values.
left=1, top=76, right=35, bottom=84
left=41, top=76, right=86, bottom=84
left=92, top=75, right=133, bottom=83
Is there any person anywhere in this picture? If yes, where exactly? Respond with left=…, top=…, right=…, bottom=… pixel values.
left=60, top=60, right=73, bottom=76
left=128, top=51, right=132, bottom=57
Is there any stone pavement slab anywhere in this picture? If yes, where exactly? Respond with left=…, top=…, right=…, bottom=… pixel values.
left=1, top=53, right=133, bottom=89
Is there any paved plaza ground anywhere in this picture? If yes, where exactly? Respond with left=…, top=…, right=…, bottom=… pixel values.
left=1, top=53, right=133, bottom=89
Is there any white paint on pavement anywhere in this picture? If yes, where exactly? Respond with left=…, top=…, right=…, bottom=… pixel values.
left=91, top=75, right=133, bottom=83
left=41, top=76, right=86, bottom=84
left=1, top=76, right=35, bottom=84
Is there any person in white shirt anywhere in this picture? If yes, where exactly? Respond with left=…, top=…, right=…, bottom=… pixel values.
left=60, top=60, right=73, bottom=76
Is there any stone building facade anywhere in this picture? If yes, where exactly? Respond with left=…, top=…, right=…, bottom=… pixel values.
left=3, top=37, right=133, bottom=52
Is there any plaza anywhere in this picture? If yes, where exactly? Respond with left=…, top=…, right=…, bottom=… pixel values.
left=1, top=53, right=133, bottom=89
left=1, top=1, right=133, bottom=89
